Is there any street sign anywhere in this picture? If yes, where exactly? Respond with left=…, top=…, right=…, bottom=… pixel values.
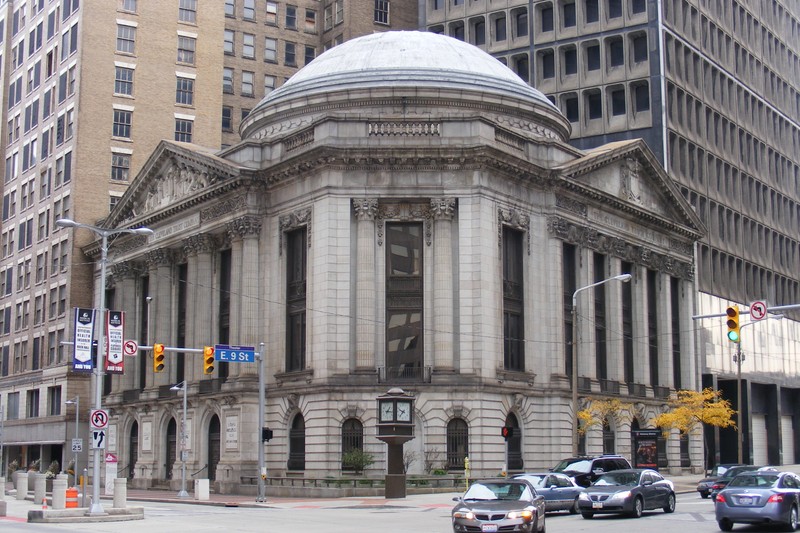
left=90, top=409, right=109, bottom=429
left=750, top=300, right=768, bottom=321
left=105, top=453, right=117, bottom=463
left=91, top=430, right=106, bottom=449
left=123, top=339, right=139, bottom=356
left=214, top=344, right=256, bottom=363
left=71, top=438, right=83, bottom=452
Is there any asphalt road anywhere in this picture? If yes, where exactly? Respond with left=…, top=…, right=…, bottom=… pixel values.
left=0, top=492, right=763, bottom=533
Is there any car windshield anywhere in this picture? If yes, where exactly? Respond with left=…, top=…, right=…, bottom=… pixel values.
left=553, top=459, right=591, bottom=473
left=728, top=474, right=779, bottom=488
left=711, top=465, right=729, bottom=477
left=518, top=475, right=546, bottom=487
left=722, top=467, right=755, bottom=479
left=593, top=471, right=640, bottom=487
left=463, top=482, right=532, bottom=501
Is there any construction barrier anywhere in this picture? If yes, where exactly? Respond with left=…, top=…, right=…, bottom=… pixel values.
left=65, top=487, right=79, bottom=508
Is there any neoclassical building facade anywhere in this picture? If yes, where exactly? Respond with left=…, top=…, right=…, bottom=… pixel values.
left=84, top=32, right=704, bottom=493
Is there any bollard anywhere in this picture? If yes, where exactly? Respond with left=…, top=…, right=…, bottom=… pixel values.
left=65, top=487, right=79, bottom=508
left=33, top=473, right=46, bottom=505
left=113, top=478, right=127, bottom=509
left=0, top=475, right=5, bottom=499
left=16, top=472, right=28, bottom=501
left=52, top=478, right=68, bottom=509
left=194, top=479, right=210, bottom=501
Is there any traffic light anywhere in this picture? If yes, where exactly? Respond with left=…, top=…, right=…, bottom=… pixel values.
left=261, top=427, right=273, bottom=442
left=153, top=343, right=165, bottom=372
left=501, top=426, right=514, bottom=441
left=203, top=346, right=215, bottom=375
left=726, top=305, right=741, bottom=343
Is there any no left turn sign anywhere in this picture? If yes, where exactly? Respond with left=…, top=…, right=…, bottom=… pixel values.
left=750, top=300, right=768, bottom=321
left=123, top=340, right=139, bottom=356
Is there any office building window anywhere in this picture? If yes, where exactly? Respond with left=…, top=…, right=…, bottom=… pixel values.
left=241, top=71, right=254, bottom=96
left=585, top=0, right=599, bottom=22
left=305, top=9, right=316, bottom=32
left=586, top=43, right=600, bottom=71
left=264, top=75, right=276, bottom=94
left=27, top=389, right=39, bottom=417
left=177, top=36, right=196, bottom=64
left=114, top=66, right=134, bottom=95
left=608, top=0, right=622, bottom=18
left=224, top=0, right=234, bottom=17
left=563, top=94, right=579, bottom=122
left=116, top=24, right=136, bottom=54
left=608, top=38, right=624, bottom=67
left=243, top=33, right=255, bottom=59
left=266, top=2, right=278, bottom=25
left=304, top=45, right=315, bottom=65
left=540, top=50, right=554, bottom=78
left=375, top=0, right=389, bottom=24
left=176, top=77, right=194, bottom=105
left=47, top=386, right=61, bottom=416
left=514, top=10, right=528, bottom=37
left=335, top=0, right=343, bottom=23
left=563, top=2, right=576, bottom=28
left=113, top=109, right=132, bottom=138
left=285, top=42, right=296, bottom=66
left=586, top=90, right=602, bottom=119
left=7, top=392, right=19, bottom=419
left=563, top=47, right=577, bottom=75
left=175, top=119, right=193, bottom=142
left=632, top=33, right=647, bottom=63
left=472, top=19, right=485, bottom=45
left=633, top=82, right=650, bottom=112
left=494, top=15, right=506, bottom=41
left=111, top=153, right=130, bottom=181
left=222, top=106, right=232, bottom=131
left=243, top=0, right=256, bottom=20
left=610, top=87, right=625, bottom=116
left=223, top=68, right=233, bottom=93
left=179, top=0, right=196, bottom=23
left=265, top=38, right=277, bottom=62
left=224, top=30, right=234, bottom=54
left=121, top=0, right=137, bottom=12
left=541, top=6, right=553, bottom=32
left=632, top=0, right=646, bottom=13
left=286, top=5, right=297, bottom=29
left=110, top=195, right=122, bottom=212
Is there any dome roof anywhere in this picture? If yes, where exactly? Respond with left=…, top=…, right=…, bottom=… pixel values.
left=244, top=31, right=561, bottom=134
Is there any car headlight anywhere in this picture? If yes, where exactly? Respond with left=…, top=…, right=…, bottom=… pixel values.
left=453, top=509, right=475, bottom=520
left=507, top=510, right=534, bottom=521
left=578, top=492, right=590, bottom=501
left=609, top=491, right=632, bottom=501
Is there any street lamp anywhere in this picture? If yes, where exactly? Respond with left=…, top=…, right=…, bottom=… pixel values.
left=56, top=218, right=153, bottom=515
left=170, top=381, right=189, bottom=498
left=735, top=314, right=783, bottom=464
left=571, top=273, right=632, bottom=455
left=65, top=397, right=80, bottom=488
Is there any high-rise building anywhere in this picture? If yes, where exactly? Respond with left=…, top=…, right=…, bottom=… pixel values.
left=423, top=0, right=800, bottom=465
left=0, top=0, right=416, bottom=482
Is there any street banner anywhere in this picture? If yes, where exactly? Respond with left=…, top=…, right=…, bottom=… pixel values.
left=73, top=308, right=96, bottom=372
left=106, top=310, right=125, bottom=374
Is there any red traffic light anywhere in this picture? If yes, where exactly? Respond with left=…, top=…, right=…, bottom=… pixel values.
left=501, top=426, right=514, bottom=440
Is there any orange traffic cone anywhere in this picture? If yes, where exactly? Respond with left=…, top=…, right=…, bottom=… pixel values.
left=42, top=498, right=48, bottom=510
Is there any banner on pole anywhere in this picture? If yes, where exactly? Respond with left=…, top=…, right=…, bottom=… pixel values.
left=106, top=310, right=125, bottom=374
left=73, top=308, right=96, bottom=372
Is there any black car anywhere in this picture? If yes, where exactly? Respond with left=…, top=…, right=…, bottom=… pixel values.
left=696, top=463, right=744, bottom=498
left=577, top=468, right=676, bottom=519
left=708, top=465, right=773, bottom=501
left=551, top=454, right=632, bottom=488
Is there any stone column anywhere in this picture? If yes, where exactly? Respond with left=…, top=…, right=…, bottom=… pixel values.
left=110, top=261, right=142, bottom=393
left=431, top=198, right=456, bottom=370
left=606, top=257, right=625, bottom=383
left=146, top=248, right=174, bottom=388
left=658, top=271, right=674, bottom=390
left=226, top=216, right=263, bottom=378
left=632, top=264, right=649, bottom=388
left=183, top=234, right=217, bottom=383
left=353, top=199, right=378, bottom=369
left=576, top=247, right=595, bottom=385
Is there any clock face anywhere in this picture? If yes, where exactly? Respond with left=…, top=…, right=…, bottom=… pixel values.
left=379, top=401, right=394, bottom=422
left=396, top=401, right=411, bottom=422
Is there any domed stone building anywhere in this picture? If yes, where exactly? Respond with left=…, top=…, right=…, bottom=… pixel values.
left=91, top=31, right=703, bottom=493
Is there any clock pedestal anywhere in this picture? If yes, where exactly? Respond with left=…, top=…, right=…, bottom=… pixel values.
left=375, top=389, right=416, bottom=498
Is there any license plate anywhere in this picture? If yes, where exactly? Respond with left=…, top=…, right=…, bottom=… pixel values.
left=738, top=497, right=754, bottom=505
left=592, top=502, right=604, bottom=509
left=481, top=525, right=498, bottom=533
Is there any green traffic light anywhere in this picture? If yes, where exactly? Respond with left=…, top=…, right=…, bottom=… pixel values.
left=727, top=331, right=740, bottom=342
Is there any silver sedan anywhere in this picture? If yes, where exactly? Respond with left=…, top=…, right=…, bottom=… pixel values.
left=715, top=471, right=800, bottom=531
left=514, top=472, right=583, bottom=513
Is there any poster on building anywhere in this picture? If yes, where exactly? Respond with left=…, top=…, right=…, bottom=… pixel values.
left=105, top=310, right=125, bottom=374
left=225, top=415, right=239, bottom=450
left=633, top=429, right=660, bottom=469
left=73, top=307, right=96, bottom=372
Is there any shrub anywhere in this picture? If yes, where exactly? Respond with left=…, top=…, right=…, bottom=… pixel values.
left=342, top=448, right=375, bottom=473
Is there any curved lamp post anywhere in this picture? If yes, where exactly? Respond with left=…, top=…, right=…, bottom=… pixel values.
left=170, top=381, right=189, bottom=498
left=571, top=273, right=632, bottom=456
left=64, top=397, right=80, bottom=488
left=56, top=218, right=153, bottom=515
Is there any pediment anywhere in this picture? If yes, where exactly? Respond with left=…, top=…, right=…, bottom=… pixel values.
left=554, top=139, right=705, bottom=240
left=107, top=140, right=246, bottom=228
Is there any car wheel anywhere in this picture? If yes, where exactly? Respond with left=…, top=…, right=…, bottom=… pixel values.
left=784, top=505, right=798, bottom=532
left=718, top=518, right=734, bottom=531
left=570, top=497, right=580, bottom=515
left=664, top=493, right=676, bottom=514
left=629, top=497, right=643, bottom=518
left=700, top=492, right=709, bottom=499
left=581, top=512, right=594, bottom=519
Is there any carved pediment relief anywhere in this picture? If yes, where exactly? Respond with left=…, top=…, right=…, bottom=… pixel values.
left=141, top=161, right=212, bottom=214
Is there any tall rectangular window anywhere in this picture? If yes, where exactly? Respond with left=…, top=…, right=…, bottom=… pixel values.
left=176, top=77, right=194, bottom=105
left=241, top=71, right=254, bottom=96
left=563, top=2, right=576, bottom=27
left=174, top=119, right=193, bottom=142
left=621, top=261, right=634, bottom=384
left=286, top=5, right=297, bottom=28
left=178, top=0, right=197, bottom=23
left=114, top=66, right=134, bottom=95
left=374, top=0, right=389, bottom=24
left=121, top=0, right=137, bottom=13
left=242, top=33, right=255, bottom=59
left=243, top=0, right=256, bottom=20
left=585, top=0, right=599, bottom=22
left=116, top=25, right=136, bottom=54
left=266, top=2, right=278, bottom=24
left=494, top=15, right=506, bottom=41
left=593, top=253, right=607, bottom=380
left=284, top=42, right=296, bottom=66
left=607, top=0, right=622, bottom=18
left=670, top=277, right=681, bottom=389
left=563, top=243, right=577, bottom=377
left=286, top=228, right=307, bottom=372
left=647, top=269, right=659, bottom=386
left=224, top=0, right=234, bottom=17
left=385, top=223, right=423, bottom=380
left=47, top=385, right=61, bottom=415
left=223, top=68, right=233, bottom=93
left=304, top=45, right=315, bottom=65
left=27, top=389, right=40, bottom=417
left=264, top=38, right=277, bottom=62
left=7, top=392, right=19, bottom=419
left=177, top=36, right=196, bottom=64
left=113, top=109, right=132, bottom=138
left=222, top=106, right=233, bottom=131
left=224, top=30, right=234, bottom=55
left=502, top=227, right=524, bottom=372
left=111, top=153, right=130, bottom=181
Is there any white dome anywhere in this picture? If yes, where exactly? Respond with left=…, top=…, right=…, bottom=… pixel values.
left=246, top=31, right=559, bottom=121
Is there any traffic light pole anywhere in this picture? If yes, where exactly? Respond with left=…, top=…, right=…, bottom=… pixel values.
left=257, top=342, right=266, bottom=502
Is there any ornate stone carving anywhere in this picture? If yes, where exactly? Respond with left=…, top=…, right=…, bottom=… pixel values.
left=495, top=128, right=525, bottom=151
left=368, top=122, right=441, bottom=136
left=226, top=216, right=262, bottom=240
left=555, top=194, right=587, bottom=217
left=200, top=195, right=248, bottom=223
left=110, top=261, right=144, bottom=280
left=145, top=248, right=174, bottom=268
left=108, top=235, right=149, bottom=257
left=183, top=234, right=218, bottom=256
left=143, top=161, right=213, bottom=214
left=279, top=208, right=312, bottom=253
left=430, top=198, right=456, bottom=220
left=375, top=202, right=433, bottom=246
left=498, top=207, right=531, bottom=255
left=620, top=158, right=643, bottom=204
left=493, top=115, right=561, bottom=140
left=285, top=127, right=315, bottom=152
left=352, top=198, right=378, bottom=221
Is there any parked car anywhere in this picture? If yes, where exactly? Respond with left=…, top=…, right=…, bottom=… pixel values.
left=551, top=454, right=632, bottom=488
left=451, top=478, right=546, bottom=533
left=715, top=470, right=800, bottom=531
left=513, top=472, right=584, bottom=513
left=709, top=465, right=773, bottom=501
left=697, top=464, right=745, bottom=499
left=577, top=468, right=676, bottom=519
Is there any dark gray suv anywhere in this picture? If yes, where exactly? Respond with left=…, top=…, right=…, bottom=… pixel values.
left=551, top=454, right=632, bottom=487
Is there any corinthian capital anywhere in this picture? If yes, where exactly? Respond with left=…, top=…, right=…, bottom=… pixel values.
left=430, top=198, right=456, bottom=220
left=353, top=198, right=379, bottom=221
left=227, top=215, right=263, bottom=240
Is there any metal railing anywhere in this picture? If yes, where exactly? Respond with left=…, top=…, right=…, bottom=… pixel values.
left=599, top=379, right=620, bottom=394
left=377, top=366, right=432, bottom=383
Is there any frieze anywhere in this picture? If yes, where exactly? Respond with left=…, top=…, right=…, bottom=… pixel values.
left=555, top=194, right=587, bottom=217
left=495, top=128, right=525, bottom=151
left=226, top=215, right=263, bottom=240
left=547, top=215, right=695, bottom=280
left=250, top=115, right=319, bottom=140
left=110, top=261, right=145, bottom=280
left=493, top=115, right=561, bottom=140
left=498, top=207, right=531, bottom=255
left=352, top=198, right=379, bottom=221
left=182, top=234, right=218, bottom=256
left=430, top=198, right=456, bottom=220
left=368, top=122, right=441, bottom=136
left=279, top=207, right=313, bottom=254
left=376, top=202, right=433, bottom=247
left=144, top=248, right=174, bottom=268
left=107, top=235, right=149, bottom=258
left=143, top=162, right=213, bottom=214
left=200, top=195, right=248, bottom=223
left=284, top=127, right=315, bottom=152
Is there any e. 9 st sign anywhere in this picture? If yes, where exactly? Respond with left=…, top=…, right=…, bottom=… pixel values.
left=214, top=344, right=256, bottom=363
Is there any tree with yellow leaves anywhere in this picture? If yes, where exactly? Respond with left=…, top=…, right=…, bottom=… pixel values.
left=653, top=388, right=736, bottom=471
left=577, top=398, right=633, bottom=435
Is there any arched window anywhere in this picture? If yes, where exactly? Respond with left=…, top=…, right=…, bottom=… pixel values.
left=128, top=421, right=138, bottom=479
left=341, top=418, right=364, bottom=471
left=602, top=418, right=615, bottom=454
left=288, top=413, right=306, bottom=471
left=505, top=413, right=523, bottom=472
left=166, top=418, right=177, bottom=480
left=446, top=418, right=469, bottom=470
left=208, top=415, right=220, bottom=481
